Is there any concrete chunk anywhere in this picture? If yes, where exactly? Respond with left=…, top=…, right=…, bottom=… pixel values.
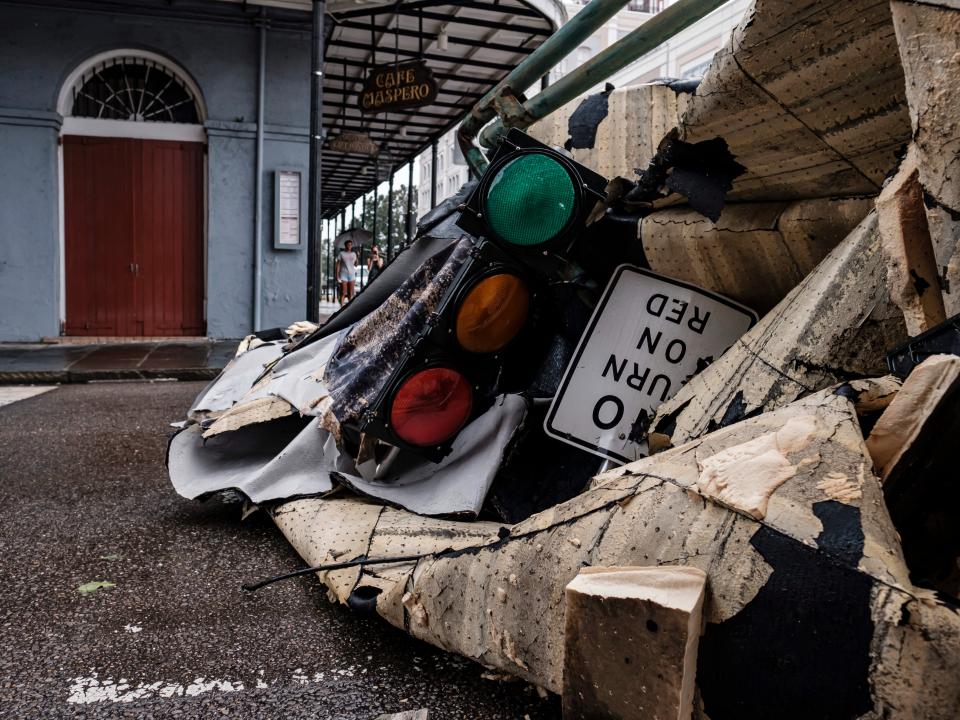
left=563, top=566, right=706, bottom=720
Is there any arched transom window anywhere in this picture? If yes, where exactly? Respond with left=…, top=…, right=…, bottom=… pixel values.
left=69, top=56, right=201, bottom=124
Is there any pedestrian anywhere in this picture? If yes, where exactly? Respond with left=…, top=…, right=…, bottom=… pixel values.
left=366, top=244, right=385, bottom=284
left=336, top=239, right=359, bottom=306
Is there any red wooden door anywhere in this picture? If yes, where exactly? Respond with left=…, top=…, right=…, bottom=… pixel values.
left=64, top=136, right=138, bottom=336
left=64, top=136, right=204, bottom=336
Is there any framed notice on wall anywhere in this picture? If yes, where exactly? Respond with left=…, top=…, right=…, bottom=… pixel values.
left=274, top=168, right=303, bottom=250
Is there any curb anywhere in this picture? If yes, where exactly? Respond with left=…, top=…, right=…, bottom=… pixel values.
left=0, top=368, right=221, bottom=384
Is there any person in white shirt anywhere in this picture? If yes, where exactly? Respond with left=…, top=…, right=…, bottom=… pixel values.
left=335, top=239, right=360, bottom=305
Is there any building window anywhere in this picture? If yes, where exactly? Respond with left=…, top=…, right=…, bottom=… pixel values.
left=69, top=56, right=201, bottom=123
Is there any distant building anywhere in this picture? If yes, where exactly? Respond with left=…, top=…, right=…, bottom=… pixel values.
left=417, top=131, right=471, bottom=222
left=418, top=0, right=750, bottom=218
left=606, top=0, right=752, bottom=86
left=0, top=0, right=562, bottom=341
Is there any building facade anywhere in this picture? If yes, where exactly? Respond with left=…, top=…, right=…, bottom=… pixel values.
left=607, top=0, right=751, bottom=85
left=0, top=2, right=313, bottom=341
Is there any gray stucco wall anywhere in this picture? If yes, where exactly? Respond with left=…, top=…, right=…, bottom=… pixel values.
left=0, top=4, right=312, bottom=340
left=0, top=116, right=61, bottom=340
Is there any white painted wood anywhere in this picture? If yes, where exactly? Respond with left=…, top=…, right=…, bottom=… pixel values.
left=60, top=118, right=206, bottom=143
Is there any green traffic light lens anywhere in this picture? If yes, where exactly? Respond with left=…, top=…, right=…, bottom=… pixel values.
left=484, top=153, right=576, bottom=247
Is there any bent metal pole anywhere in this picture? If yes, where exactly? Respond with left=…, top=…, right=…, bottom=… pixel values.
left=456, top=0, right=630, bottom=175
left=478, top=0, right=728, bottom=151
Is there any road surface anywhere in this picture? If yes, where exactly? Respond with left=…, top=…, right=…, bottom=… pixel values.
left=0, top=380, right=559, bottom=718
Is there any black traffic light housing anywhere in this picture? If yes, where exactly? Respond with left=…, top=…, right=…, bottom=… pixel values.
left=356, top=239, right=546, bottom=462
left=456, top=129, right=608, bottom=255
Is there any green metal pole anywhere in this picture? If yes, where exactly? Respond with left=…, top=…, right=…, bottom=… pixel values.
left=477, top=0, right=728, bottom=151
left=457, top=0, right=630, bottom=174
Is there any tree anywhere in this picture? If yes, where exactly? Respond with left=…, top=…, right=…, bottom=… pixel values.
left=356, top=185, right=417, bottom=258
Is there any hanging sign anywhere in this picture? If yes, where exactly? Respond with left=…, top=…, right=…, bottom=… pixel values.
left=329, top=132, right=380, bottom=156
left=359, top=59, right=438, bottom=114
left=545, top=265, right=757, bottom=464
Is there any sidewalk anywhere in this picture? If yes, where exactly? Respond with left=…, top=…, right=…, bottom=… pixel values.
left=0, top=339, right=239, bottom=383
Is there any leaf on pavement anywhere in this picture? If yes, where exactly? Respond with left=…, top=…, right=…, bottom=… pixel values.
left=77, top=581, right=116, bottom=595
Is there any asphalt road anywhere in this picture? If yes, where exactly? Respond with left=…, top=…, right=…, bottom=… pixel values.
left=0, top=381, right=560, bottom=719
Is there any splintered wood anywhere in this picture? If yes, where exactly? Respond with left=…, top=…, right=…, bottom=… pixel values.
left=272, top=389, right=960, bottom=717
left=891, top=0, right=960, bottom=316
left=263, top=0, right=960, bottom=717
left=866, top=355, right=960, bottom=483
left=640, top=198, right=873, bottom=315
left=650, top=211, right=907, bottom=448
left=527, top=83, right=680, bottom=181
left=677, top=0, right=910, bottom=200
left=877, top=150, right=947, bottom=336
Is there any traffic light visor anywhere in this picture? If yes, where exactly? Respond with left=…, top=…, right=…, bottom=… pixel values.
left=455, top=273, right=530, bottom=353
left=389, top=367, right=473, bottom=447
left=484, top=153, right=576, bottom=247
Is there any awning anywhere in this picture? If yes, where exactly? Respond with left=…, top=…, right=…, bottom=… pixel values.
left=318, top=0, right=564, bottom=218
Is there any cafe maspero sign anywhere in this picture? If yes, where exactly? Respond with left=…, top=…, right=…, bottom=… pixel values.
left=360, top=59, right=438, bottom=114
left=328, top=132, right=379, bottom=156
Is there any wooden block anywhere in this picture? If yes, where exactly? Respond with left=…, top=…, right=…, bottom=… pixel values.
left=563, top=566, right=706, bottom=720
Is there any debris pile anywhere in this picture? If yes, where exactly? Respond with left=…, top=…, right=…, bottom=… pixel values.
left=168, top=0, right=960, bottom=716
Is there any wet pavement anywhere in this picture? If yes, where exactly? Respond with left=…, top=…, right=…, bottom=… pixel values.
left=0, top=341, right=238, bottom=383
left=0, top=381, right=560, bottom=719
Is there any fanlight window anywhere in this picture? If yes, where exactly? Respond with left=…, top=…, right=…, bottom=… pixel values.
left=70, top=57, right=200, bottom=124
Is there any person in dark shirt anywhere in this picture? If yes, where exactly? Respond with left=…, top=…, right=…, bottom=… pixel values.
left=366, top=244, right=385, bottom=284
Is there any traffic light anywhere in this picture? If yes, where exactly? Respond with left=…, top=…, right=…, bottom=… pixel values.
left=355, top=130, right=610, bottom=462
left=357, top=239, right=541, bottom=462
left=456, top=128, right=608, bottom=255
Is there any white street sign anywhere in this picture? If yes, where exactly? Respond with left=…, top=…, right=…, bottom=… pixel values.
left=544, top=265, right=757, bottom=464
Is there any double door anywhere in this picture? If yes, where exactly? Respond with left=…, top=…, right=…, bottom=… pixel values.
left=63, top=135, right=204, bottom=336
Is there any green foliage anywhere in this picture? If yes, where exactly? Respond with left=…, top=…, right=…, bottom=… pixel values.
left=356, top=185, right=417, bottom=254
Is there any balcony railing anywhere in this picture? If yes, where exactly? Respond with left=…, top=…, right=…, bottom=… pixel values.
left=573, top=0, right=665, bottom=12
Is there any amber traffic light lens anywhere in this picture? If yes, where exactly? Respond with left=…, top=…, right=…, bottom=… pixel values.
left=454, top=273, right=530, bottom=354
left=390, top=367, right=473, bottom=447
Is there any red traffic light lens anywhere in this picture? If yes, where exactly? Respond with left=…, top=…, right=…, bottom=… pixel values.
left=455, top=273, right=530, bottom=353
left=389, top=367, right=473, bottom=447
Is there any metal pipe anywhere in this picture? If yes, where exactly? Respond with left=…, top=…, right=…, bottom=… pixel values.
left=477, top=0, right=727, bottom=153
left=306, top=0, right=325, bottom=323
left=322, top=219, right=328, bottom=302
left=253, top=12, right=267, bottom=331
left=405, top=161, right=414, bottom=247
left=456, top=0, right=629, bottom=172
left=386, top=168, right=395, bottom=261
left=372, top=182, right=379, bottom=247
left=328, top=217, right=335, bottom=303
left=430, top=141, right=437, bottom=208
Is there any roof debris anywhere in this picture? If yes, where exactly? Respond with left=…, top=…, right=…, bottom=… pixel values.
left=167, top=0, right=960, bottom=716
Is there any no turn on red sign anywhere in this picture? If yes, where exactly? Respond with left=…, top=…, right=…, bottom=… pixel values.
left=544, top=265, right=757, bottom=464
